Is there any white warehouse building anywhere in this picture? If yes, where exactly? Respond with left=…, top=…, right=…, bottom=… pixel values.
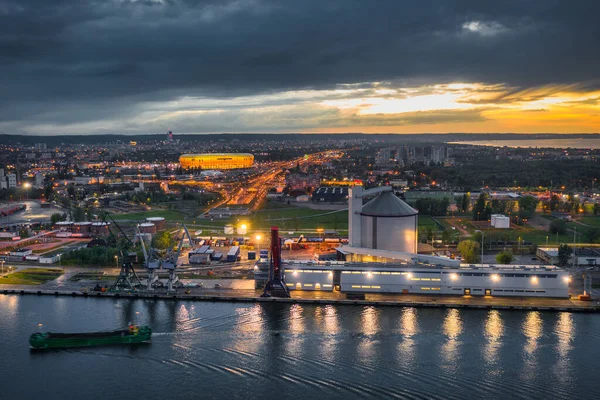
left=278, top=262, right=570, bottom=298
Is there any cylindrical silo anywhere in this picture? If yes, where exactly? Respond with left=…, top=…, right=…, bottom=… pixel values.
left=140, top=222, right=157, bottom=234
left=359, top=192, right=418, bottom=253
left=146, top=217, right=166, bottom=231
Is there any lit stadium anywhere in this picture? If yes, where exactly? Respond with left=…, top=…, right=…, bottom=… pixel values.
left=179, top=153, right=254, bottom=170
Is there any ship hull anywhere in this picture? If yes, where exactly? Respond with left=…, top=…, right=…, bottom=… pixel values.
left=29, top=327, right=152, bottom=350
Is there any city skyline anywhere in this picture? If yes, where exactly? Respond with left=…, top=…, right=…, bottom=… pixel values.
left=2, top=1, right=599, bottom=135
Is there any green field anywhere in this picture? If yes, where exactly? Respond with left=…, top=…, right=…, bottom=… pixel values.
left=0, top=268, right=63, bottom=285
left=111, top=210, right=189, bottom=222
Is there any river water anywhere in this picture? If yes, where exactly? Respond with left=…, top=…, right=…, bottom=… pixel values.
left=448, top=138, right=600, bottom=149
left=1, top=295, right=599, bottom=400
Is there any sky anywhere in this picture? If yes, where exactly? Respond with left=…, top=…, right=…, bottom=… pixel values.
left=1, top=0, right=599, bottom=135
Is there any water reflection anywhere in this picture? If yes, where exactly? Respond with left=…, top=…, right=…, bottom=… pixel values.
left=521, top=311, right=543, bottom=383
left=397, top=308, right=419, bottom=363
left=483, top=310, right=504, bottom=365
left=441, top=309, right=463, bottom=365
left=358, top=306, right=379, bottom=361
left=323, top=305, right=340, bottom=336
left=553, top=312, right=574, bottom=387
left=284, top=304, right=305, bottom=359
left=523, top=311, right=543, bottom=355
left=230, top=305, right=266, bottom=356
left=318, top=305, right=339, bottom=362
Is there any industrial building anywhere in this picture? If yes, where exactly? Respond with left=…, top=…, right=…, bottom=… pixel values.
left=348, top=186, right=417, bottom=254
left=179, top=153, right=254, bottom=170
left=311, top=187, right=348, bottom=203
left=255, top=186, right=572, bottom=298
left=278, top=261, right=569, bottom=298
left=491, top=214, right=510, bottom=229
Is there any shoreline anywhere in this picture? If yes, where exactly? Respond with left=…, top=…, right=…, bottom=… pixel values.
left=2, top=288, right=598, bottom=313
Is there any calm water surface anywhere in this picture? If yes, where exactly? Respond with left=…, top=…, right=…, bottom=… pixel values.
left=449, top=138, right=600, bottom=149
left=1, top=295, right=599, bottom=400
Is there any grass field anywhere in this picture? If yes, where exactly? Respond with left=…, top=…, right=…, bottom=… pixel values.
left=0, top=268, right=63, bottom=285
left=111, top=210, right=189, bottom=221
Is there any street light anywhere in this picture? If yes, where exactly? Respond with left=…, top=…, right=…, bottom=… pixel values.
left=114, top=255, right=119, bottom=268
left=23, top=182, right=31, bottom=200
left=256, top=234, right=262, bottom=254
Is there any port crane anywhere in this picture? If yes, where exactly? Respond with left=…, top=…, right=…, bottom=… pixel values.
left=136, top=224, right=161, bottom=291
left=161, top=224, right=195, bottom=292
left=101, top=212, right=143, bottom=291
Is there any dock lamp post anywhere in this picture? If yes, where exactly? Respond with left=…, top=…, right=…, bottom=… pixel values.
left=24, top=182, right=31, bottom=200
left=481, top=231, right=484, bottom=265
left=114, top=255, right=119, bottom=269
left=256, top=234, right=262, bottom=254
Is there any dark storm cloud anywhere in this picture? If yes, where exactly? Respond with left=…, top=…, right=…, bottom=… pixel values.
left=0, top=0, right=598, bottom=132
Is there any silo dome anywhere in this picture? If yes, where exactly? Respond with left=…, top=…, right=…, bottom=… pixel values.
left=359, top=192, right=418, bottom=253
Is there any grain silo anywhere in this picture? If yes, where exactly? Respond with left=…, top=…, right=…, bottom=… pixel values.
left=350, top=188, right=418, bottom=254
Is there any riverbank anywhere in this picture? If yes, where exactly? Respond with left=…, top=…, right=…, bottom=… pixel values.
left=2, top=287, right=598, bottom=313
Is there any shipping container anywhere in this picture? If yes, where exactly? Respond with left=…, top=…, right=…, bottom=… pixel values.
left=227, top=246, right=240, bottom=262
left=211, top=252, right=223, bottom=261
left=248, top=251, right=256, bottom=260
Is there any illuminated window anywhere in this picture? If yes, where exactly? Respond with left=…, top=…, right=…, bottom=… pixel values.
left=286, top=283, right=294, bottom=287
left=304, top=283, right=313, bottom=287
left=421, top=287, right=431, bottom=290
left=351, top=285, right=361, bottom=288
left=431, top=287, right=441, bottom=291
left=431, top=278, right=441, bottom=281
left=371, top=286, right=381, bottom=289
left=352, top=271, right=361, bottom=274
left=421, top=278, right=431, bottom=281
left=391, top=272, right=401, bottom=275
left=381, top=272, right=390, bottom=275
left=323, top=284, right=332, bottom=288
left=410, top=278, right=421, bottom=281
left=342, top=271, right=350, bottom=274
left=373, top=272, right=381, bottom=274
left=361, top=286, right=371, bottom=289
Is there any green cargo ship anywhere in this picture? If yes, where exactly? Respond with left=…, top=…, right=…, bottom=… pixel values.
left=29, top=325, right=152, bottom=350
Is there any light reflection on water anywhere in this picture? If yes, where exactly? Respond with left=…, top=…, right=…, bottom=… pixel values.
left=484, top=310, right=504, bottom=366
left=1, top=296, right=599, bottom=400
left=442, top=308, right=462, bottom=366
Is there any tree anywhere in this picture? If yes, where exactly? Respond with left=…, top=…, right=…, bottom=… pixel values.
left=152, top=231, right=174, bottom=250
left=460, top=193, right=470, bottom=212
left=67, top=184, right=76, bottom=199
left=594, top=203, right=600, bottom=216
left=473, top=193, right=487, bottom=221
left=43, top=184, right=54, bottom=201
left=549, top=194, right=560, bottom=212
left=457, top=240, right=480, bottom=263
left=495, top=251, right=514, bottom=264
left=50, top=212, right=67, bottom=224
left=557, top=244, right=573, bottom=267
left=518, top=195, right=539, bottom=216
left=72, top=206, right=86, bottom=222
left=549, top=219, right=567, bottom=234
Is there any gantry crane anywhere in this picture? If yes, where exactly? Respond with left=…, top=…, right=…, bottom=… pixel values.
left=161, top=224, right=195, bottom=292
left=101, top=212, right=143, bottom=291
left=136, top=224, right=161, bottom=291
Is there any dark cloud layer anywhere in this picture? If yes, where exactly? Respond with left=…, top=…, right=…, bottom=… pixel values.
left=0, top=0, right=598, bottom=133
